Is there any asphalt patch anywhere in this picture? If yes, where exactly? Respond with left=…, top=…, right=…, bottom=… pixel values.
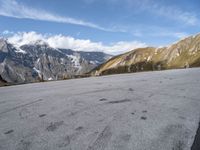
left=107, top=99, right=132, bottom=104
left=39, top=114, right=46, bottom=117
left=128, top=88, right=134, bottom=91
left=75, top=126, right=84, bottom=131
left=99, top=98, right=107, bottom=101
left=141, top=116, right=147, bottom=120
left=4, top=129, right=14, bottom=134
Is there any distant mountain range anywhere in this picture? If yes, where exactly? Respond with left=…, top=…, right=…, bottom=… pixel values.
left=0, top=39, right=112, bottom=85
left=91, top=33, right=200, bottom=76
left=1, top=33, right=200, bottom=86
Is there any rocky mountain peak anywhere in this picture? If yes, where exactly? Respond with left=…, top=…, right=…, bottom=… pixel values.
left=0, top=38, right=111, bottom=85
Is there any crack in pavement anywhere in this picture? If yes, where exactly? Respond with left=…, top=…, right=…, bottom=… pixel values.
left=0, top=99, right=43, bottom=116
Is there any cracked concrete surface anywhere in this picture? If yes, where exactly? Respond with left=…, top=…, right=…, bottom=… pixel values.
left=0, top=68, right=200, bottom=150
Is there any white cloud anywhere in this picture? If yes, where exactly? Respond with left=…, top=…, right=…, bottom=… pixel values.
left=8, top=32, right=44, bottom=46
left=152, top=5, right=199, bottom=26
left=0, top=0, right=118, bottom=32
left=103, top=41, right=147, bottom=54
left=120, top=0, right=199, bottom=26
left=150, top=32, right=188, bottom=39
left=143, top=1, right=199, bottom=26
left=87, top=0, right=199, bottom=26
left=7, top=31, right=147, bottom=55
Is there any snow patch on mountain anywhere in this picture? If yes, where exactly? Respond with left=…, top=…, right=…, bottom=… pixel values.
left=33, top=67, right=41, bottom=74
left=15, top=47, right=26, bottom=54
left=67, top=54, right=81, bottom=68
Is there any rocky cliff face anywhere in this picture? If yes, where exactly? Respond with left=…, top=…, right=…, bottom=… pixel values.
left=0, top=39, right=111, bottom=84
left=91, top=33, right=200, bottom=76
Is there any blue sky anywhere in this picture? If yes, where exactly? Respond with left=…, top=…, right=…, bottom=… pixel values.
left=0, top=0, right=199, bottom=54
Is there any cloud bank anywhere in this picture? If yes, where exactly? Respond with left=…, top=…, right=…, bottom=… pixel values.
left=6, top=31, right=147, bottom=55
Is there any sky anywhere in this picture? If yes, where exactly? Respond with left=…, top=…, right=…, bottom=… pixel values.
left=0, top=0, right=199, bottom=55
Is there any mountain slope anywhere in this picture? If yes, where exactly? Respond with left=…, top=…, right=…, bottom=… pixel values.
left=0, top=39, right=111, bottom=84
left=91, top=33, right=200, bottom=76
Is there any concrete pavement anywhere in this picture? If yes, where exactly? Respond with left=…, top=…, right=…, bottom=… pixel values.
left=0, top=68, right=200, bottom=150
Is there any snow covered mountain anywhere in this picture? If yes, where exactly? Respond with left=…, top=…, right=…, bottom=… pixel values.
left=0, top=39, right=112, bottom=85
left=91, top=33, right=200, bottom=76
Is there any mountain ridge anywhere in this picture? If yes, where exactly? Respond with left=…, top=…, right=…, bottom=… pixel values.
left=91, top=33, right=200, bottom=76
left=0, top=38, right=112, bottom=85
